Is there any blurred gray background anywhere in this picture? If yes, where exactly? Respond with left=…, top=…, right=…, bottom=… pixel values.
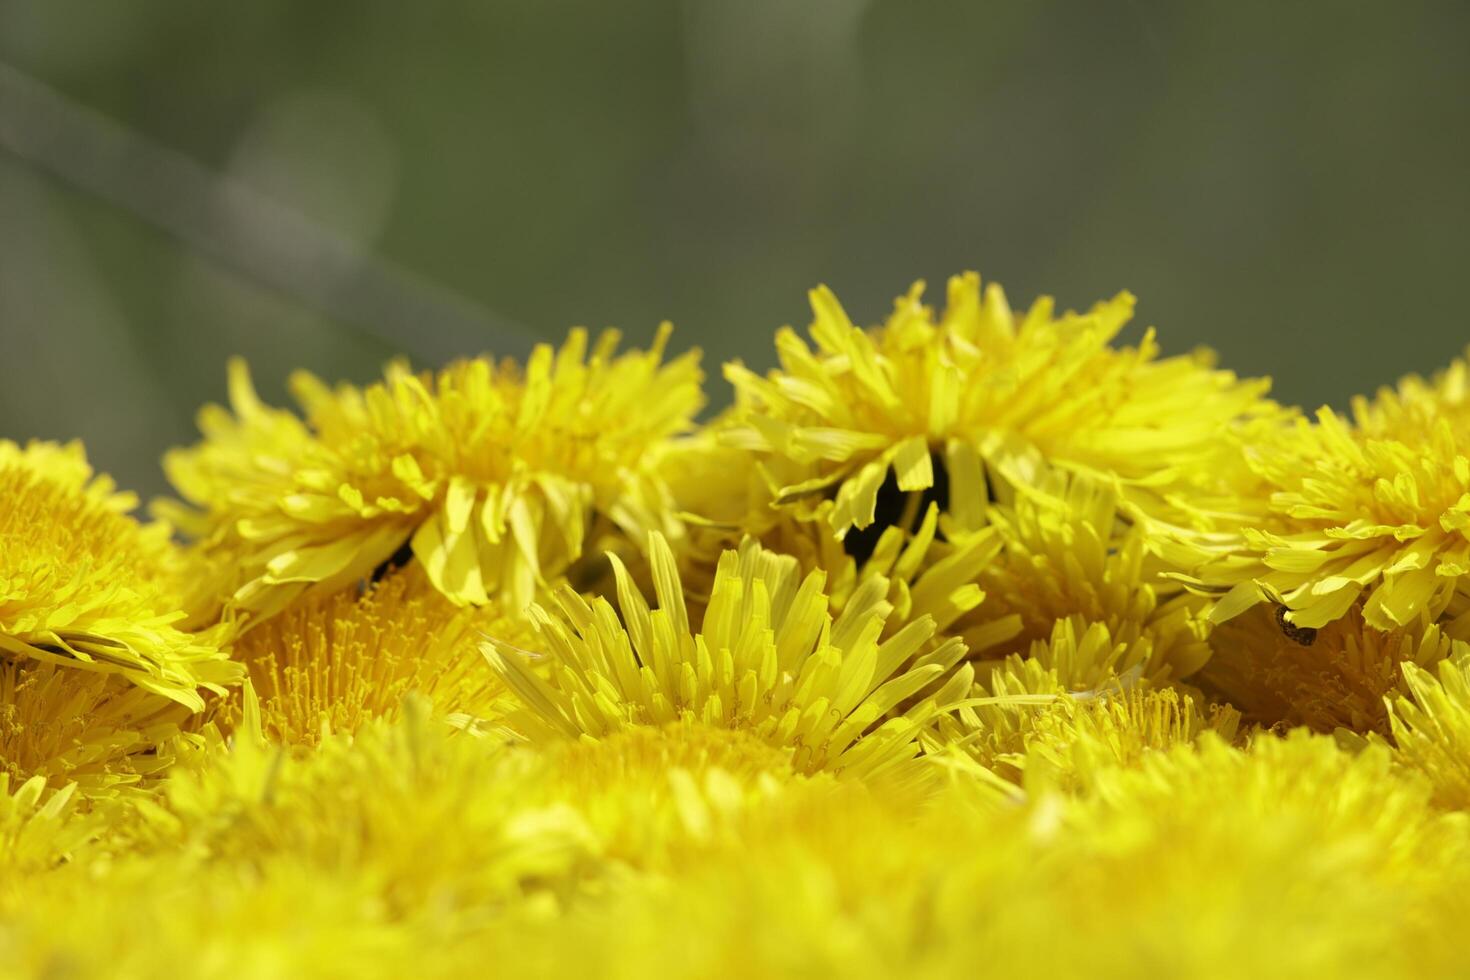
left=2, top=2, right=1467, bottom=498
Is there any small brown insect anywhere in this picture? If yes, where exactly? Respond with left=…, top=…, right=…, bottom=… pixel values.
left=1275, top=605, right=1317, bottom=647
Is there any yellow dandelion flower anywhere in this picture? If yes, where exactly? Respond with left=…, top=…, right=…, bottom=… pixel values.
left=1004, top=616, right=1168, bottom=695
left=1201, top=604, right=1459, bottom=734
left=1, top=440, right=237, bottom=706
left=1018, top=686, right=1241, bottom=793
left=722, top=272, right=1272, bottom=543
left=929, top=609, right=1232, bottom=782
left=484, top=533, right=976, bottom=778
left=933, top=670, right=1237, bottom=786
left=792, top=503, right=1013, bottom=651
left=159, top=326, right=703, bottom=627
left=0, top=441, right=236, bottom=792
left=456, top=773, right=1020, bottom=980
left=1388, top=649, right=1470, bottom=809
left=218, top=563, right=540, bottom=745
left=974, top=471, right=1212, bottom=678
left=1199, top=368, right=1470, bottom=631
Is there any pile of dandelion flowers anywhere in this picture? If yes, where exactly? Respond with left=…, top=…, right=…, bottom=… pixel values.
left=0, top=440, right=236, bottom=710
left=721, top=271, right=1272, bottom=540
left=1388, top=648, right=1470, bottom=809
left=484, top=533, right=993, bottom=778
left=161, top=326, right=704, bottom=626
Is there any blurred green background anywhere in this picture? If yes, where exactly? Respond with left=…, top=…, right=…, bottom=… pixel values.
left=2, top=2, right=1467, bottom=498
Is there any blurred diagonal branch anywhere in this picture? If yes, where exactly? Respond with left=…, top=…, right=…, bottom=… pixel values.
left=0, top=61, right=535, bottom=362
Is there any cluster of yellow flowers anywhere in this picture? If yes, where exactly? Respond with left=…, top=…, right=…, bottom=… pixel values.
left=6, top=273, right=1470, bottom=977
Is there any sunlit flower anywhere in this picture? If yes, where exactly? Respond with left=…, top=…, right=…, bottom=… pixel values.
left=722, top=272, right=1273, bottom=545
left=0, top=441, right=236, bottom=792
left=1388, top=648, right=1470, bottom=809
left=928, top=607, right=1231, bottom=778
left=1, top=440, right=237, bottom=706
left=159, top=327, right=704, bottom=627
left=218, top=564, right=540, bottom=745
left=13, top=703, right=596, bottom=977
left=1197, top=356, right=1470, bottom=632
left=1016, top=686, right=1241, bottom=793
left=484, top=533, right=976, bottom=778
left=1354, top=345, right=1470, bottom=438
left=931, top=666, right=1238, bottom=787
left=973, top=472, right=1212, bottom=679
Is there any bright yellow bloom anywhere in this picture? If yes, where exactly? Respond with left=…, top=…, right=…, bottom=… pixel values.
left=0, top=441, right=236, bottom=792
left=485, top=533, right=975, bottom=778
left=1016, top=686, right=1240, bottom=793
left=1200, top=604, right=1459, bottom=734
left=1388, top=649, right=1470, bottom=809
left=159, top=327, right=704, bottom=627
left=0, top=714, right=848, bottom=980
left=6, top=694, right=1468, bottom=979
left=929, top=607, right=1234, bottom=781
left=788, top=504, right=1015, bottom=655
left=1001, top=616, right=1175, bottom=696
left=676, top=424, right=1210, bottom=687
left=0, top=440, right=237, bottom=706
left=722, top=272, right=1272, bottom=543
left=974, top=472, right=1212, bottom=680
left=219, top=564, right=539, bottom=745
left=1035, top=731, right=1470, bottom=976
left=932, top=663, right=1238, bottom=787
left=1199, top=362, right=1470, bottom=631
left=159, top=699, right=807, bottom=895
left=1, top=862, right=436, bottom=980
